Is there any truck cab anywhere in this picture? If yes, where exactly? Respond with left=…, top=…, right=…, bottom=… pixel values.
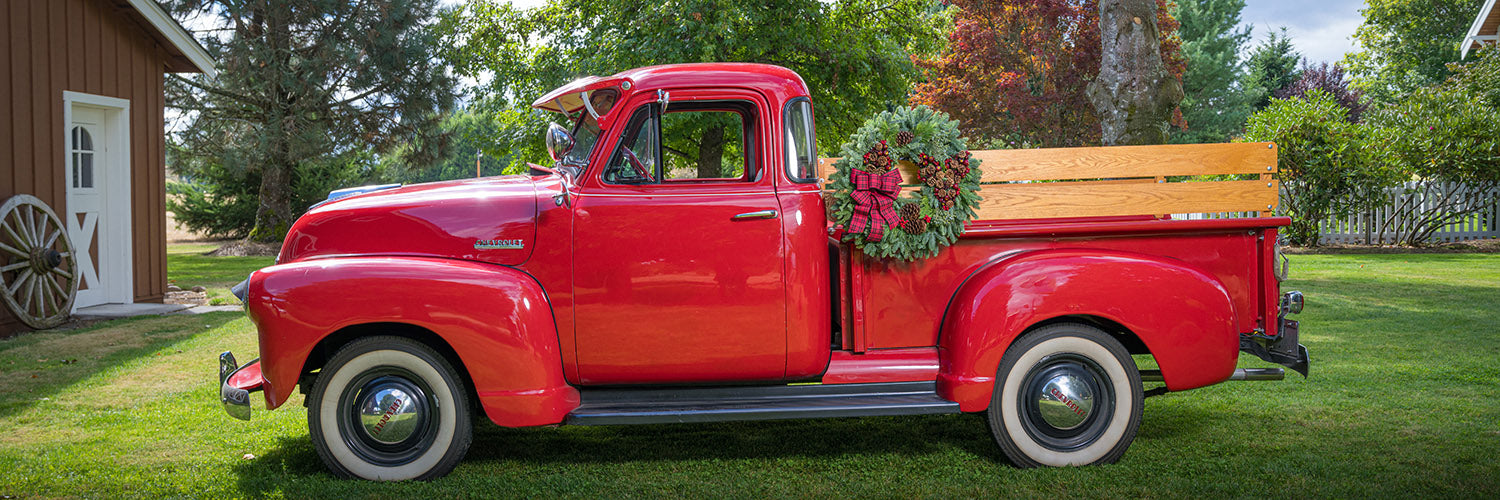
left=219, top=63, right=1308, bottom=481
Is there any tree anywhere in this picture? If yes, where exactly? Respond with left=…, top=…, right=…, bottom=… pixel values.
left=1243, top=91, right=1394, bottom=246
left=912, top=0, right=1184, bottom=148
left=165, top=0, right=457, bottom=242
left=1276, top=62, right=1368, bottom=122
left=1088, top=0, right=1186, bottom=145
left=1169, top=0, right=1255, bottom=143
left=1244, top=28, right=1303, bottom=110
left=442, top=0, right=945, bottom=155
left=1367, top=50, right=1500, bottom=245
left=379, top=99, right=551, bottom=183
left=1343, top=0, right=1483, bottom=104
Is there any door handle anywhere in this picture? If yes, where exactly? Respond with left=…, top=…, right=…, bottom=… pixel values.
left=732, top=210, right=778, bottom=221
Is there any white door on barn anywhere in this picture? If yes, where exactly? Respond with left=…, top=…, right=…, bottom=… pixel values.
left=64, top=93, right=132, bottom=310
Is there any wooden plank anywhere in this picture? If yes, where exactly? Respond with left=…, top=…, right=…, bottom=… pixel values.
left=151, top=56, right=166, bottom=300
left=32, top=1, right=54, bottom=211
left=818, top=142, right=1278, bottom=184
left=67, top=0, right=83, bottom=91
left=84, top=0, right=99, bottom=93
left=0, top=1, right=13, bottom=200
left=134, top=35, right=150, bottom=300
left=49, top=0, right=67, bottom=208
left=11, top=1, right=35, bottom=201
left=103, top=10, right=118, bottom=98
left=971, top=180, right=1279, bottom=220
left=971, top=142, right=1278, bottom=182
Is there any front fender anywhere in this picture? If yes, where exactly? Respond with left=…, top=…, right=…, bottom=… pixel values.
left=245, top=257, right=577, bottom=427
left=937, top=249, right=1238, bottom=411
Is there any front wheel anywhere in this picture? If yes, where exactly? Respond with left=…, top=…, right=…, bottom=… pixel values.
left=985, top=323, right=1143, bottom=467
left=308, top=336, right=472, bottom=480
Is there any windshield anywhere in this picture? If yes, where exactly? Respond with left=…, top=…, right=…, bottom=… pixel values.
left=556, top=88, right=619, bottom=169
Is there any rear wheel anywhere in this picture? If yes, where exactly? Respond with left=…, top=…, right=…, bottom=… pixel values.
left=308, top=336, right=472, bottom=480
left=985, top=323, right=1142, bottom=467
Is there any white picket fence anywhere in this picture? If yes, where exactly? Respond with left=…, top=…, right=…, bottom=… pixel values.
left=1174, top=182, right=1500, bottom=245
left=1317, top=183, right=1500, bottom=245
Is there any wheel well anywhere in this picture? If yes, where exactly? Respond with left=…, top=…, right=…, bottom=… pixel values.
left=1028, top=315, right=1152, bottom=356
left=298, top=323, right=481, bottom=412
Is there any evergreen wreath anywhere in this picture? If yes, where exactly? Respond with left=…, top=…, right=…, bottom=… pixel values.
left=827, top=106, right=982, bottom=261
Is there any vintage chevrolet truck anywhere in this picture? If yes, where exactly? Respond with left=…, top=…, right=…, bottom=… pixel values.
left=218, top=63, right=1308, bottom=481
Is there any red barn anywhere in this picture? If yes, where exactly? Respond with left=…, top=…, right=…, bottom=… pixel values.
left=1, top=0, right=214, bottom=335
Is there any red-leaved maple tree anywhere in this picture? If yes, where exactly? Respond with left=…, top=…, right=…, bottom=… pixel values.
left=913, top=0, right=1185, bottom=148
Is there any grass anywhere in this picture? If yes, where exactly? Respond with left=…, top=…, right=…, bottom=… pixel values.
left=1, top=253, right=1498, bottom=498
left=166, top=243, right=274, bottom=305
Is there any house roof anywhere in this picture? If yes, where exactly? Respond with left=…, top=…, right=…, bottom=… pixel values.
left=1462, top=0, right=1500, bottom=58
left=122, top=0, right=217, bottom=77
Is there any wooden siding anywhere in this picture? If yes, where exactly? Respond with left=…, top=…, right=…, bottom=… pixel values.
left=1, top=0, right=172, bottom=334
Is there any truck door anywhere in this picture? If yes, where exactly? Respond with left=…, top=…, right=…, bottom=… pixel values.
left=571, top=90, right=787, bottom=384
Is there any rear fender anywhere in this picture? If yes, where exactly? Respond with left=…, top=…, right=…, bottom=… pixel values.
left=245, top=257, right=578, bottom=427
left=937, top=249, right=1238, bottom=411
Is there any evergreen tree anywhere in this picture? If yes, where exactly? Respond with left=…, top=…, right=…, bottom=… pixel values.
left=165, top=0, right=457, bottom=242
left=1169, top=0, right=1255, bottom=143
left=1244, top=28, right=1304, bottom=111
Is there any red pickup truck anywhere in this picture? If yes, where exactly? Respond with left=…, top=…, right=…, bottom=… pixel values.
left=219, top=63, right=1308, bottom=481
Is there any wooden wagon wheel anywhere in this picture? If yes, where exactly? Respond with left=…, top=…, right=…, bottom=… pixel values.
left=0, top=194, right=79, bottom=329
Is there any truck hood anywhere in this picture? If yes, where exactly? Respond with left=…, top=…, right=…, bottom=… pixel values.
left=278, top=176, right=538, bottom=266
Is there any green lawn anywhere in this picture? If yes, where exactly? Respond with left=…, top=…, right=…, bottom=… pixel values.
left=166, top=243, right=275, bottom=305
left=2, top=253, right=1498, bottom=498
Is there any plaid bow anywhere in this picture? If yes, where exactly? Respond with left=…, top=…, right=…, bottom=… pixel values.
left=848, top=167, right=902, bottom=242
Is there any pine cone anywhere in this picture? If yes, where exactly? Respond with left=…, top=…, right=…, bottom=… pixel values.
left=864, top=141, right=894, bottom=172
left=905, top=217, right=927, bottom=234
left=899, top=202, right=921, bottom=222
left=896, top=130, right=914, bottom=146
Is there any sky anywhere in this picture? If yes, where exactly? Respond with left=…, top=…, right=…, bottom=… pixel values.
left=1241, top=0, right=1367, bottom=65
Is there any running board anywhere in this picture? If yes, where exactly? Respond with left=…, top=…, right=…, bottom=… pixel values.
left=1139, top=368, right=1285, bottom=382
left=565, top=381, right=961, bottom=426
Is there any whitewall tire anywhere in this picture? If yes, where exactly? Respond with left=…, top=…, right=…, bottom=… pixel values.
left=308, top=336, right=472, bottom=480
left=985, top=323, right=1143, bottom=467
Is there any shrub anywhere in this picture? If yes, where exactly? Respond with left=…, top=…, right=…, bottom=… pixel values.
left=1275, top=62, right=1367, bottom=123
left=1244, top=90, right=1396, bottom=246
left=1368, top=54, right=1500, bottom=245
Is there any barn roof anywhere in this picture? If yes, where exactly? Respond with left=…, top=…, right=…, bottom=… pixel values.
left=122, top=0, right=217, bottom=77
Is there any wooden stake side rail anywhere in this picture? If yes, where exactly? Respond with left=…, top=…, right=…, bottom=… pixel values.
left=818, top=142, right=1280, bottom=219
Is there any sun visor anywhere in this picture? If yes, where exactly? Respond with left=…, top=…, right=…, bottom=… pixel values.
left=531, top=76, right=632, bottom=113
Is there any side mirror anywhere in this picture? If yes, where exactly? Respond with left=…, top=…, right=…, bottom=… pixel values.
left=546, top=123, right=574, bottom=162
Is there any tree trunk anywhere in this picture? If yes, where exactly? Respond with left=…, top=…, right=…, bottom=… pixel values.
left=1087, top=0, right=1184, bottom=146
left=696, top=124, right=725, bottom=179
left=247, top=3, right=295, bottom=244
left=248, top=158, right=295, bottom=242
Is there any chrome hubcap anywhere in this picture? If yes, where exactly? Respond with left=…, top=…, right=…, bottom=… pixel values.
left=1036, top=372, right=1095, bottom=430
left=1018, top=353, right=1115, bottom=451
left=357, top=384, right=422, bottom=444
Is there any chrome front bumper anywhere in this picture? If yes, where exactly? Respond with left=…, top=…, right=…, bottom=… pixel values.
left=219, top=352, right=263, bottom=421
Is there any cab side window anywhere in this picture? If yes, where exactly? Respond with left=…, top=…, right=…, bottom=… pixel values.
left=603, top=100, right=757, bottom=184
left=661, top=110, right=746, bottom=180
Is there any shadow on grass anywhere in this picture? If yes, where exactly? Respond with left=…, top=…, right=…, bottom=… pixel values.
left=232, top=413, right=1005, bottom=492
left=0, top=312, right=240, bottom=419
